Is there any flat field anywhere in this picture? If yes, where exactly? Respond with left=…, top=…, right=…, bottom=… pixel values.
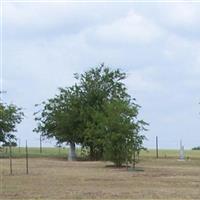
left=0, top=149, right=200, bottom=199
left=1, top=147, right=199, bottom=159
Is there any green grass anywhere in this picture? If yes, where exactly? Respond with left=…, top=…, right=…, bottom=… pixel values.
left=0, top=147, right=199, bottom=159
left=0, top=147, right=69, bottom=158
left=140, top=149, right=200, bottom=159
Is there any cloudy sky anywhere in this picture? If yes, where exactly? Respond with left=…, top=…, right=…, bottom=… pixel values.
left=1, top=1, right=200, bottom=149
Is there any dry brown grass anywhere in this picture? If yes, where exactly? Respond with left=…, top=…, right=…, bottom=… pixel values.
left=0, top=157, right=200, bottom=199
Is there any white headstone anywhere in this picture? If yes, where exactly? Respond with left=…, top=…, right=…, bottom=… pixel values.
left=179, top=140, right=185, bottom=160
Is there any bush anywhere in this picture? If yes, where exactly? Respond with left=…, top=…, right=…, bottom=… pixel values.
left=103, top=134, right=128, bottom=167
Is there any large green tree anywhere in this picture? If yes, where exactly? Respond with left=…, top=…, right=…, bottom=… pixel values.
left=34, top=64, right=147, bottom=164
left=0, top=103, right=24, bottom=145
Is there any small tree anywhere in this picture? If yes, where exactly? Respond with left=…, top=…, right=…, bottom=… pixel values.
left=132, top=123, right=147, bottom=168
left=99, top=100, right=147, bottom=167
left=0, top=103, right=24, bottom=145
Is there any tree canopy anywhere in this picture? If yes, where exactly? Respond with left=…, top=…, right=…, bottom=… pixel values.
left=96, top=99, right=147, bottom=167
left=0, top=102, right=24, bottom=145
left=34, top=64, right=148, bottom=166
left=34, top=85, right=83, bottom=160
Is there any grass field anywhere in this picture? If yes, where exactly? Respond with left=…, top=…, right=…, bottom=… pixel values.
left=0, top=146, right=199, bottom=159
left=0, top=147, right=68, bottom=158
left=0, top=148, right=200, bottom=199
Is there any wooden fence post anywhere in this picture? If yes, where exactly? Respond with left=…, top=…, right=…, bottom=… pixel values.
left=156, top=136, right=159, bottom=159
left=9, top=143, right=12, bottom=175
left=26, top=140, right=29, bottom=174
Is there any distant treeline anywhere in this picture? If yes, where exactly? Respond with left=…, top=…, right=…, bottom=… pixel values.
left=192, top=146, right=200, bottom=150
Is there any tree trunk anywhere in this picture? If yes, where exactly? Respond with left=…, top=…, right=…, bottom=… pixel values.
left=132, top=150, right=136, bottom=169
left=90, top=145, right=94, bottom=160
left=68, top=142, right=76, bottom=161
left=89, top=145, right=103, bottom=161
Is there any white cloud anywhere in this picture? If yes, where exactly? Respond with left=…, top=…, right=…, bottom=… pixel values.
left=4, top=3, right=131, bottom=38
left=86, top=11, right=163, bottom=46
left=124, top=67, right=163, bottom=93
left=5, top=3, right=96, bottom=38
left=166, top=4, right=198, bottom=27
left=152, top=4, right=200, bottom=37
left=164, top=34, right=194, bottom=59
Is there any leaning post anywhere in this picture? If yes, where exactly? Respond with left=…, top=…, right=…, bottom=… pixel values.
left=156, top=136, right=159, bottom=159
left=9, top=142, right=12, bottom=175
left=25, top=140, right=29, bottom=174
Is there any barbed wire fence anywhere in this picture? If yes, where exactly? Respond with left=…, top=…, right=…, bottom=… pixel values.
left=0, top=136, right=199, bottom=176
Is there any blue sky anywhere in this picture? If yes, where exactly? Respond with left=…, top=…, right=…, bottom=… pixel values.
left=2, top=1, right=200, bottom=149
